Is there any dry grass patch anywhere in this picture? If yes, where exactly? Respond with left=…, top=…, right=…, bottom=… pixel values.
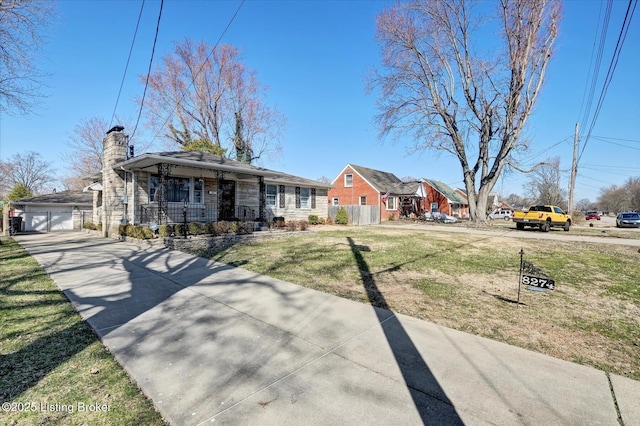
left=193, top=226, right=640, bottom=381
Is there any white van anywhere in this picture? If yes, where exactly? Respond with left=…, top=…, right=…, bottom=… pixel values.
left=489, top=209, right=513, bottom=220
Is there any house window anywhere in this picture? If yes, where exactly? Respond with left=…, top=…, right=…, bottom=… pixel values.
left=300, top=187, right=310, bottom=208
left=430, top=202, right=439, bottom=213
left=359, top=196, right=367, bottom=205
left=266, top=184, right=277, bottom=206
left=150, top=175, right=192, bottom=203
left=386, top=196, right=397, bottom=210
left=344, top=173, right=353, bottom=187
left=332, top=197, right=339, bottom=206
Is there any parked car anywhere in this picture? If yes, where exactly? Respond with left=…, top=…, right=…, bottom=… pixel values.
left=585, top=211, right=601, bottom=220
left=616, top=212, right=640, bottom=228
left=488, top=209, right=513, bottom=220
left=427, top=212, right=458, bottom=223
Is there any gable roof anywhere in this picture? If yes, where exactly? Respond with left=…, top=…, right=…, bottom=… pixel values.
left=339, top=164, right=402, bottom=193
left=422, top=179, right=468, bottom=204
left=112, top=151, right=332, bottom=189
left=11, top=190, right=93, bottom=206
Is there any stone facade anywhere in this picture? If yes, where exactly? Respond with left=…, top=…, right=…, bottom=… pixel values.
left=101, top=127, right=127, bottom=237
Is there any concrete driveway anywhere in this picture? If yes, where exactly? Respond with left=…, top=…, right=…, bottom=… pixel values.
left=13, top=231, right=640, bottom=425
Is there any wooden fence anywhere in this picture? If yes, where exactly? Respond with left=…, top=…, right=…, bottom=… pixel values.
left=328, top=205, right=379, bottom=226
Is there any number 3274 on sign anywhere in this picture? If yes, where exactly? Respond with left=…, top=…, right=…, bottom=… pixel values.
left=522, top=275, right=555, bottom=290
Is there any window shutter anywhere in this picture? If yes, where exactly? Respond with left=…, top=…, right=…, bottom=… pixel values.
left=279, top=185, right=285, bottom=208
left=311, top=188, right=316, bottom=209
left=295, top=186, right=301, bottom=208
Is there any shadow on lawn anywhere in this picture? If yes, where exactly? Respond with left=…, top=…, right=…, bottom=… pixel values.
left=347, top=237, right=463, bottom=424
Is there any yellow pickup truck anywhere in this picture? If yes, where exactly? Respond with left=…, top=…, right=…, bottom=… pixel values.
left=512, top=205, right=571, bottom=232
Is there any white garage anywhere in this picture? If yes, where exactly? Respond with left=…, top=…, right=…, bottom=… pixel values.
left=9, top=191, right=93, bottom=232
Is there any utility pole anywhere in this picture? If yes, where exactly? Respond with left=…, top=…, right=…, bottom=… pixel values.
left=568, top=122, right=579, bottom=215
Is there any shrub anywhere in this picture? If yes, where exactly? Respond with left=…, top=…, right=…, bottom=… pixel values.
left=97, top=223, right=102, bottom=231
left=308, top=214, right=320, bottom=224
left=142, top=227, right=154, bottom=239
left=326, top=216, right=333, bottom=225
left=83, top=222, right=97, bottom=230
left=133, top=226, right=147, bottom=239
left=232, top=221, right=254, bottom=235
left=298, top=220, right=309, bottom=231
left=189, top=222, right=204, bottom=236
left=158, top=224, right=173, bottom=237
left=285, top=221, right=298, bottom=232
left=204, top=221, right=216, bottom=235
left=174, top=223, right=187, bottom=237
left=126, top=225, right=137, bottom=238
left=273, top=216, right=285, bottom=228
left=118, top=224, right=128, bottom=236
left=214, top=221, right=231, bottom=234
left=388, top=214, right=396, bottom=221
left=335, top=207, right=349, bottom=225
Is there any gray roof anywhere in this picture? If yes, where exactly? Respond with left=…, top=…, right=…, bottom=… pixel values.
left=347, top=164, right=423, bottom=196
left=348, top=164, right=402, bottom=192
left=12, top=190, right=93, bottom=205
left=422, top=179, right=468, bottom=204
left=114, top=151, right=332, bottom=189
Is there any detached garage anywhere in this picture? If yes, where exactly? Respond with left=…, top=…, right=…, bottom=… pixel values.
left=9, top=191, right=93, bottom=232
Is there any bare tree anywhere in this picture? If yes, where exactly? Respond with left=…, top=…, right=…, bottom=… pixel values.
left=143, top=39, right=284, bottom=163
left=597, top=177, right=640, bottom=213
left=574, top=198, right=593, bottom=212
left=523, top=156, right=566, bottom=207
left=62, top=116, right=145, bottom=190
left=0, top=151, right=55, bottom=195
left=369, top=0, right=560, bottom=222
left=0, top=0, right=55, bottom=114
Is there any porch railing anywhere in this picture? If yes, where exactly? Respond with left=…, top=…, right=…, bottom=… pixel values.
left=138, top=204, right=261, bottom=224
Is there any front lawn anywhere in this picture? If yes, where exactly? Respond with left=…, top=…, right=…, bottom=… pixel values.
left=192, top=226, right=640, bottom=381
left=0, top=237, right=166, bottom=425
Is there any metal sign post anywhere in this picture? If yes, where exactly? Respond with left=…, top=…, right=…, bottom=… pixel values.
left=517, top=248, right=524, bottom=306
left=518, top=248, right=555, bottom=305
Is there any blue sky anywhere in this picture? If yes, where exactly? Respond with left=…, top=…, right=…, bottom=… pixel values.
left=1, top=0, right=638, bottom=203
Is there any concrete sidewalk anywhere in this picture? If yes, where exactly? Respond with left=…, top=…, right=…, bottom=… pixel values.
left=14, top=231, right=640, bottom=425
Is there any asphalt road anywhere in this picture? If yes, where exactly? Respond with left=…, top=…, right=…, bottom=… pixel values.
left=378, top=217, right=640, bottom=247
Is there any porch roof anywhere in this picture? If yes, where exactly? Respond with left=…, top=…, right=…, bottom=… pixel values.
left=113, top=151, right=332, bottom=188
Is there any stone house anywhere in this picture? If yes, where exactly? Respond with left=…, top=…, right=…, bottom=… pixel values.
left=90, top=126, right=331, bottom=237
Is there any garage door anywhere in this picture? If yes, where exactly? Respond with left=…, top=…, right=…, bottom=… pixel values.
left=23, top=212, right=73, bottom=232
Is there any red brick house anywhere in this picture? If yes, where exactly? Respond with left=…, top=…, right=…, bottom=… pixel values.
left=329, top=164, right=424, bottom=222
left=421, top=179, right=469, bottom=218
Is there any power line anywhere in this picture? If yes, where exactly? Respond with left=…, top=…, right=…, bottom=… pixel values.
left=109, top=0, right=146, bottom=129
left=579, top=0, right=637, bottom=162
left=146, top=0, right=246, bottom=146
left=578, top=0, right=612, bottom=131
left=130, top=0, right=164, bottom=142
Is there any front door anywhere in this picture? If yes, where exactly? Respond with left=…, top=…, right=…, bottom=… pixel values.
left=218, top=180, right=236, bottom=220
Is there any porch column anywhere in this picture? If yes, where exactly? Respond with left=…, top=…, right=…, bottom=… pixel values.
left=157, top=163, right=172, bottom=224
left=258, top=176, right=266, bottom=221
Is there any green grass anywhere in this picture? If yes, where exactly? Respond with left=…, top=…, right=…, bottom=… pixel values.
left=194, top=226, right=640, bottom=380
left=0, top=237, right=166, bottom=425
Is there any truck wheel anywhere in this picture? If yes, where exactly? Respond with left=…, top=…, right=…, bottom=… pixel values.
left=504, top=216, right=510, bottom=221
left=541, top=221, right=551, bottom=232
left=516, top=222, right=524, bottom=230
left=563, top=220, right=571, bottom=231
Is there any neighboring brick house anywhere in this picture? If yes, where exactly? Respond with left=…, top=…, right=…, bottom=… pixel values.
left=421, top=179, right=469, bottom=218
left=329, top=164, right=424, bottom=222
